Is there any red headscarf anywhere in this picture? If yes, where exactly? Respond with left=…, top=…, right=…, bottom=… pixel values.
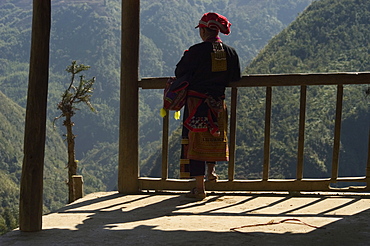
left=195, top=12, right=231, bottom=35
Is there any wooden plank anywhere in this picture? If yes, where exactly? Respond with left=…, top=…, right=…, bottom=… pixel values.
left=139, top=73, right=370, bottom=89
left=138, top=178, right=370, bottom=192
left=336, top=176, right=367, bottom=181
left=296, top=85, right=307, bottom=180
left=231, top=73, right=370, bottom=87
left=228, top=87, right=238, bottom=181
left=19, top=0, right=51, bottom=232
left=139, top=77, right=170, bottom=89
left=263, top=87, right=272, bottom=180
left=331, top=85, right=344, bottom=181
left=118, top=0, right=140, bottom=194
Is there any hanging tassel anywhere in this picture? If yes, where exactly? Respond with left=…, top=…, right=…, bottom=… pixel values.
left=174, top=111, right=181, bottom=120
left=160, top=108, right=167, bottom=117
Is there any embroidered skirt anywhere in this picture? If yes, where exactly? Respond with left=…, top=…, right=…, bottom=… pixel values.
left=179, top=91, right=228, bottom=178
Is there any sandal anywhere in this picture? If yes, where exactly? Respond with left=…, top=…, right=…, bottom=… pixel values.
left=206, top=173, right=218, bottom=182
left=185, top=188, right=206, bottom=199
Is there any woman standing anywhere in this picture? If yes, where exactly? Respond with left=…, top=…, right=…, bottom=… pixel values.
left=176, top=12, right=241, bottom=199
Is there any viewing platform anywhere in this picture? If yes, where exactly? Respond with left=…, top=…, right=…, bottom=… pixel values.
left=2, top=191, right=370, bottom=245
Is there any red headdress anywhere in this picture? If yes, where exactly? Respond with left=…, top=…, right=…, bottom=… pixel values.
left=195, top=12, right=231, bottom=35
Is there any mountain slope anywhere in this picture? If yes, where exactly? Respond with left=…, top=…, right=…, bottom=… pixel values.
left=0, top=0, right=315, bottom=159
left=0, top=90, right=71, bottom=234
left=246, top=0, right=370, bottom=74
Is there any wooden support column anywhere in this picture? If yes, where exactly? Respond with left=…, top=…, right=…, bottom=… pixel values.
left=118, top=0, right=140, bottom=193
left=19, top=0, right=51, bottom=232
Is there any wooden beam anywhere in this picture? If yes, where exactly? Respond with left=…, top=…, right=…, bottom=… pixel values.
left=139, top=177, right=370, bottom=192
left=232, top=73, right=370, bottom=87
left=139, top=72, right=370, bottom=89
left=118, top=0, right=140, bottom=193
left=19, top=0, right=51, bottom=232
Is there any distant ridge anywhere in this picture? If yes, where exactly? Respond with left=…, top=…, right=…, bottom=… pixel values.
left=246, top=0, right=370, bottom=74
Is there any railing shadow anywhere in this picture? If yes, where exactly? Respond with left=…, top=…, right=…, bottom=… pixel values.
left=2, top=192, right=369, bottom=245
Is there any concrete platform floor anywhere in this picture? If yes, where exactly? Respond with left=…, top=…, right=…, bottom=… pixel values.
left=1, top=191, right=370, bottom=245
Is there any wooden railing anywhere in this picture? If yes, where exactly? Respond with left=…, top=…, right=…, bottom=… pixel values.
left=138, top=73, right=370, bottom=192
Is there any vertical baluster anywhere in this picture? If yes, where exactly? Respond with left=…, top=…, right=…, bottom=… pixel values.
left=263, top=87, right=272, bottom=181
left=331, top=84, right=343, bottom=181
left=367, top=128, right=370, bottom=186
left=161, top=111, right=169, bottom=180
left=296, top=85, right=307, bottom=180
left=228, top=87, right=238, bottom=181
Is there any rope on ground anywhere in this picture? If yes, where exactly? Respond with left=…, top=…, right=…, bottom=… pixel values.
left=230, top=218, right=325, bottom=233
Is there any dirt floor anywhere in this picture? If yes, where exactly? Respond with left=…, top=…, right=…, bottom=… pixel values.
left=1, top=191, right=370, bottom=245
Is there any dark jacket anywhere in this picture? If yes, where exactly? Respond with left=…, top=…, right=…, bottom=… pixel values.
left=175, top=41, right=241, bottom=97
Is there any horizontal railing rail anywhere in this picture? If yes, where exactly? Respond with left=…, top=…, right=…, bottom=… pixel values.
left=138, top=73, right=370, bottom=192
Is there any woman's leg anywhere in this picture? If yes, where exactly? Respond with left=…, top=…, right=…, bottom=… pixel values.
left=185, top=160, right=206, bottom=198
left=206, top=162, right=218, bottom=181
left=195, top=175, right=205, bottom=193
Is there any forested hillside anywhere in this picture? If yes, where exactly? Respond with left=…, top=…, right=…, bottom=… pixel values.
left=246, top=0, right=370, bottom=73
left=0, top=90, right=70, bottom=234
left=1, top=0, right=314, bottom=156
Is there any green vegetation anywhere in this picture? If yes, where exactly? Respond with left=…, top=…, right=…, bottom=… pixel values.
left=246, top=0, right=370, bottom=73
left=0, top=90, right=70, bottom=235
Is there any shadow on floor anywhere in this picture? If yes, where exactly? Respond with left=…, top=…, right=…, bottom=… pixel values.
left=1, top=192, right=369, bottom=246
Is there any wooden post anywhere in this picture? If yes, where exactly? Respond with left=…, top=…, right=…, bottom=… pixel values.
left=19, top=0, right=51, bottom=232
left=228, top=87, right=238, bottom=181
left=367, top=128, right=370, bottom=184
left=118, top=0, right=140, bottom=193
left=331, top=84, right=343, bottom=181
left=161, top=112, right=169, bottom=181
left=72, top=175, right=84, bottom=201
left=296, top=85, right=307, bottom=180
left=263, top=86, right=272, bottom=181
